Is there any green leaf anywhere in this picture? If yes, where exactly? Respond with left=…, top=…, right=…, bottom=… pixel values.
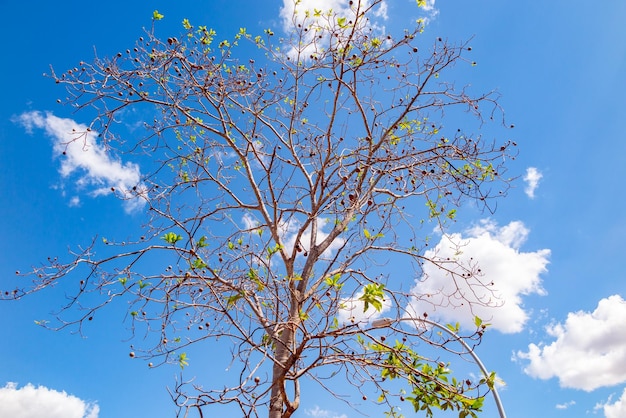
left=359, top=283, right=385, bottom=312
left=445, top=322, right=460, bottom=333
left=267, top=243, right=282, bottom=258
left=182, top=18, right=192, bottom=30
left=227, top=292, right=244, bottom=307
left=192, top=258, right=207, bottom=269
left=197, top=236, right=208, bottom=248
left=330, top=317, right=339, bottom=329
left=161, top=232, right=183, bottom=245
left=474, top=316, right=483, bottom=327
left=246, top=268, right=265, bottom=290
left=178, top=352, right=189, bottom=369
left=363, top=229, right=371, bottom=239
left=324, top=273, right=343, bottom=290
left=470, top=396, right=484, bottom=410
left=153, top=10, right=164, bottom=20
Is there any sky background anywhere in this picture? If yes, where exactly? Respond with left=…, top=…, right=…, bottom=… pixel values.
left=1, top=1, right=626, bottom=417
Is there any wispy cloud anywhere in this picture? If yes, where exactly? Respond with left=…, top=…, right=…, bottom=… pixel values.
left=15, top=111, right=146, bottom=213
left=409, top=220, right=550, bottom=333
left=523, top=167, right=543, bottom=199
left=305, top=405, right=348, bottom=418
left=0, top=383, right=99, bottom=418
left=516, top=295, right=626, bottom=391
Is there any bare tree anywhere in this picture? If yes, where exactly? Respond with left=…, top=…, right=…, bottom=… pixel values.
left=7, top=1, right=515, bottom=417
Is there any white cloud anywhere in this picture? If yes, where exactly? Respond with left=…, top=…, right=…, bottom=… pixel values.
left=409, top=220, right=550, bottom=333
left=242, top=213, right=260, bottom=231
left=240, top=215, right=345, bottom=263
left=280, top=0, right=375, bottom=29
left=279, top=0, right=389, bottom=58
left=517, top=295, right=626, bottom=391
left=416, top=0, right=439, bottom=23
left=0, top=383, right=99, bottom=418
left=69, top=196, right=81, bottom=207
left=278, top=0, right=439, bottom=58
left=338, top=290, right=391, bottom=325
left=373, top=1, right=388, bottom=19
left=279, top=217, right=345, bottom=258
left=305, top=405, right=348, bottom=418
left=16, top=111, right=146, bottom=213
left=420, top=0, right=437, bottom=12
left=555, top=400, right=575, bottom=410
left=523, top=167, right=543, bottom=199
left=598, top=389, right=626, bottom=418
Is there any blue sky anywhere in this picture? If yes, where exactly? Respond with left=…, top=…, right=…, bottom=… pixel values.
left=1, top=1, right=626, bottom=417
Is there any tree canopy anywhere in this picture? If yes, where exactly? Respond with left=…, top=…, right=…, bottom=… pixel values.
left=6, top=1, right=515, bottom=417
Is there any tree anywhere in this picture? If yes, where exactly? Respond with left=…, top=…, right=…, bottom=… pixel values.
left=7, top=1, right=515, bottom=417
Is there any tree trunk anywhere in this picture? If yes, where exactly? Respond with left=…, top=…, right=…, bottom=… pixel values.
left=268, top=318, right=297, bottom=418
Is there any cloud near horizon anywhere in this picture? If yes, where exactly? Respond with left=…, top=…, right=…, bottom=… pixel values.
left=517, top=295, right=626, bottom=392
left=16, top=111, right=146, bottom=213
left=409, top=220, right=550, bottom=333
left=0, top=383, right=99, bottom=418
